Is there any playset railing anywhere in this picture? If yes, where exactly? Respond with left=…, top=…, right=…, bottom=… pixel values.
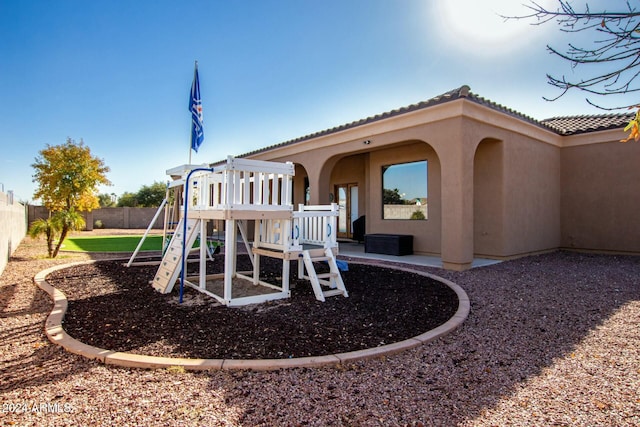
left=254, top=203, right=339, bottom=253
left=171, top=157, right=338, bottom=254
left=184, top=156, right=294, bottom=212
left=293, top=204, right=338, bottom=249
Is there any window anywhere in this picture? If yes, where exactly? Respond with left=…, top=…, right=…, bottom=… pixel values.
left=382, top=160, right=428, bottom=220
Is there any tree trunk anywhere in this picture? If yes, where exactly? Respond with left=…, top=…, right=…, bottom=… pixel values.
left=46, top=229, right=54, bottom=258
left=52, top=225, right=69, bottom=258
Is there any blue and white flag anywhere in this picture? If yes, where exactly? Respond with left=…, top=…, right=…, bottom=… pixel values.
left=189, top=62, right=204, bottom=152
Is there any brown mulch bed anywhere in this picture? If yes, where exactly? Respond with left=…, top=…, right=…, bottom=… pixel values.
left=46, top=255, right=459, bottom=359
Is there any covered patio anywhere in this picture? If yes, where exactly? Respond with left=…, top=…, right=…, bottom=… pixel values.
left=337, top=240, right=501, bottom=269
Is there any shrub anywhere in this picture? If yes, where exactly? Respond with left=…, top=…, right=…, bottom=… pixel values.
left=410, top=210, right=425, bottom=220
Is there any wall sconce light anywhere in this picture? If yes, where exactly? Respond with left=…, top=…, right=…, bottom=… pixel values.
left=363, top=140, right=371, bottom=145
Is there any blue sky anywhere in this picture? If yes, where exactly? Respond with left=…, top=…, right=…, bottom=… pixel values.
left=0, top=0, right=628, bottom=203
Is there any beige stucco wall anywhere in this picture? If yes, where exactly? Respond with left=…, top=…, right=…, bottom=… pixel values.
left=474, top=139, right=505, bottom=255
left=502, top=134, right=562, bottom=256
left=367, top=141, right=441, bottom=255
left=292, top=164, right=308, bottom=207
left=561, top=136, right=640, bottom=253
left=245, top=97, right=638, bottom=269
left=263, top=142, right=440, bottom=255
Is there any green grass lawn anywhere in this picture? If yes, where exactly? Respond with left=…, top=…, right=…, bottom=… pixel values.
left=62, top=235, right=164, bottom=252
left=61, top=235, right=214, bottom=253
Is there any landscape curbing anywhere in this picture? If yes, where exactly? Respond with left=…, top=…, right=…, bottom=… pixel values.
left=34, top=259, right=470, bottom=371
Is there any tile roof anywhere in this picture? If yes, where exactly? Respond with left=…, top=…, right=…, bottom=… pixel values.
left=540, top=113, right=634, bottom=135
left=240, top=85, right=471, bottom=158
left=238, top=85, right=633, bottom=158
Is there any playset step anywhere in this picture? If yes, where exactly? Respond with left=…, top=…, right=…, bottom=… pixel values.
left=152, top=218, right=201, bottom=294
left=300, top=248, right=348, bottom=302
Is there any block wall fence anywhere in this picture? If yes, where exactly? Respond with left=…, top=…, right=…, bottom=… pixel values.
left=0, top=192, right=27, bottom=276
left=27, top=206, right=164, bottom=231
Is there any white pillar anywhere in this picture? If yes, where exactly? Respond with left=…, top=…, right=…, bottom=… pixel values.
left=224, top=219, right=236, bottom=304
left=199, top=219, right=207, bottom=290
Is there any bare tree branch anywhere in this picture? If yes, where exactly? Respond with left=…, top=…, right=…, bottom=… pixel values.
left=505, top=0, right=640, bottom=109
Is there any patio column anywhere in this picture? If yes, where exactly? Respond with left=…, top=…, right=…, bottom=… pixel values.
left=304, top=159, right=333, bottom=205
left=438, top=130, right=475, bottom=271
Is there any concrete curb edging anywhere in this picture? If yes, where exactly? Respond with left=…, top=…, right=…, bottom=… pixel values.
left=34, top=260, right=470, bottom=371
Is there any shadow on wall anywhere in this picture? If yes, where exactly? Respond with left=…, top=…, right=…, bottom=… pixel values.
left=0, top=196, right=27, bottom=276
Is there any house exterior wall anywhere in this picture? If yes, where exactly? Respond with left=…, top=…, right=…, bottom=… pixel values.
left=463, top=115, right=562, bottom=260
left=474, top=139, right=504, bottom=256
left=367, top=141, right=441, bottom=255
left=501, top=134, right=562, bottom=257
left=244, top=97, right=638, bottom=269
left=561, top=134, right=640, bottom=253
left=292, top=164, right=308, bottom=207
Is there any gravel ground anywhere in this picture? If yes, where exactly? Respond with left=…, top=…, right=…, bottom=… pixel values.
left=1, top=231, right=639, bottom=426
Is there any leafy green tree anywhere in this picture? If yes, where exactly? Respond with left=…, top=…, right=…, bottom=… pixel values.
left=117, top=191, right=138, bottom=207
left=117, top=182, right=167, bottom=207
left=31, top=138, right=110, bottom=257
left=383, top=188, right=404, bottom=205
left=136, top=181, right=167, bottom=207
left=98, top=193, right=117, bottom=207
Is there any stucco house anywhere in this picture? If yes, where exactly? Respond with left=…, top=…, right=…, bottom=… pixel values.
left=226, top=85, right=640, bottom=271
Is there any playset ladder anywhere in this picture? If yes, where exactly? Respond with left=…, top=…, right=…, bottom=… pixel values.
left=152, top=217, right=201, bottom=294
left=162, top=191, right=181, bottom=252
left=300, top=248, right=348, bottom=302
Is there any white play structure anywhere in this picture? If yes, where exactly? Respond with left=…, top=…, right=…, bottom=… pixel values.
left=131, top=156, right=348, bottom=306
